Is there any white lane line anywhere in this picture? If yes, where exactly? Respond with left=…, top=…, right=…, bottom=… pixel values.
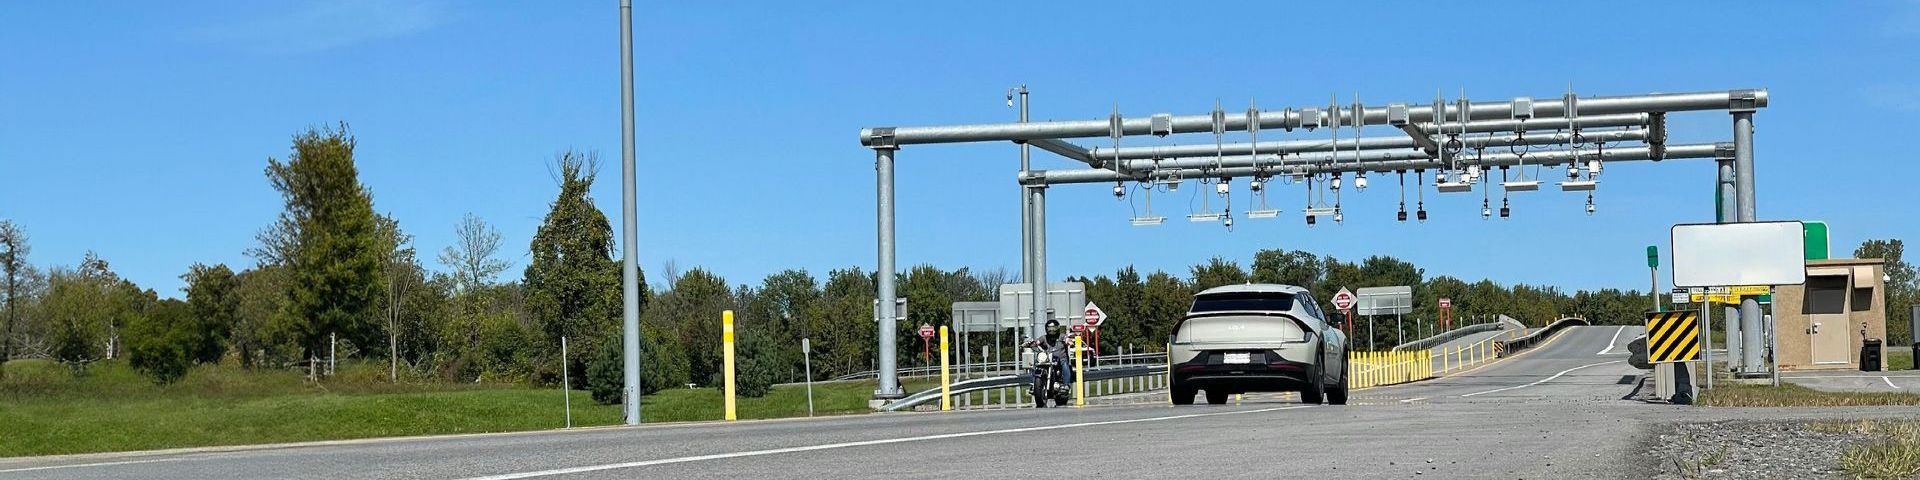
left=459, top=406, right=1315, bottom=480
left=1398, top=397, right=1429, bottom=404
left=1598, top=326, right=1626, bottom=355
left=1886, top=376, right=1900, bottom=389
left=0, top=457, right=185, bottom=474
left=1458, top=360, right=1624, bottom=398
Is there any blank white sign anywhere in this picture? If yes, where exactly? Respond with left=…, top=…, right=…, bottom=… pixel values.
left=1671, top=221, right=1807, bottom=287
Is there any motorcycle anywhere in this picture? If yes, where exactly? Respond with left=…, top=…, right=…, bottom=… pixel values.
left=1028, top=348, right=1072, bottom=408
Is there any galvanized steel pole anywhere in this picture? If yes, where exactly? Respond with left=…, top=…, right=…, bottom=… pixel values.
left=1733, top=109, right=1765, bottom=374
left=1017, top=86, right=1034, bottom=341
left=1717, top=160, right=1742, bottom=368
left=875, top=147, right=903, bottom=399
left=618, top=0, right=642, bottom=425
left=860, top=90, right=1765, bottom=146
left=1030, top=186, right=1048, bottom=341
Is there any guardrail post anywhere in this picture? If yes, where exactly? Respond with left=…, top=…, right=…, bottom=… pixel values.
left=940, top=325, right=951, bottom=412
left=723, top=310, right=737, bottom=422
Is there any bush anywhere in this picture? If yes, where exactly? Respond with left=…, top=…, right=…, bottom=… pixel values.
left=731, top=326, right=786, bottom=398
left=127, top=301, right=197, bottom=384
left=586, top=326, right=690, bottom=404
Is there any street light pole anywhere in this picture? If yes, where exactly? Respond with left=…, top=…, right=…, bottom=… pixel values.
left=618, top=0, right=642, bottom=425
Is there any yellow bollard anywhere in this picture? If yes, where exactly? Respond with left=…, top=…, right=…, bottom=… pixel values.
left=939, top=325, right=951, bottom=412
left=1073, top=335, right=1086, bottom=407
left=723, top=310, right=737, bottom=422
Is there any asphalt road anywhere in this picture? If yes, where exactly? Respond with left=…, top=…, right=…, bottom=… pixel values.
left=4, top=326, right=1914, bottom=479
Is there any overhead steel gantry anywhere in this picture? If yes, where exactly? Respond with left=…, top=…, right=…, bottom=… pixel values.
left=857, top=88, right=1769, bottom=400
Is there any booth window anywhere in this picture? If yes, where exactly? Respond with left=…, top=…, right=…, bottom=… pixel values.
left=1804, top=275, right=1848, bottom=315
left=1852, top=286, right=1874, bottom=312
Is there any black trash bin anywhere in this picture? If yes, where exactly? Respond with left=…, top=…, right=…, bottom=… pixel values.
left=1862, top=338, right=1883, bottom=372
left=1912, top=343, right=1919, bottom=370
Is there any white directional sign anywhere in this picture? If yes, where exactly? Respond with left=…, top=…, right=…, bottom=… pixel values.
left=1083, top=301, right=1108, bottom=327
left=1332, top=287, right=1356, bottom=312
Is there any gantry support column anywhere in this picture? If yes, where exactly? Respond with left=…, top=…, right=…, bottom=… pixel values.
left=1732, top=100, right=1766, bottom=375
left=874, top=146, right=903, bottom=399
left=1717, top=159, right=1742, bottom=369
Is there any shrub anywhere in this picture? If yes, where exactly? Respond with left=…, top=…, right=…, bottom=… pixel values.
left=586, top=326, right=689, bottom=404
left=127, top=300, right=197, bottom=384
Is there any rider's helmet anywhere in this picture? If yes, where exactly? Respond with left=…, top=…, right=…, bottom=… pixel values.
left=1044, top=319, right=1062, bottom=336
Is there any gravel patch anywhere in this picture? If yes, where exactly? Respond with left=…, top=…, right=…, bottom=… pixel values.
left=1646, top=421, right=1877, bottom=479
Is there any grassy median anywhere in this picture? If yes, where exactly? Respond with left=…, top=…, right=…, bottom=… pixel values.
left=0, top=359, right=935, bottom=457
left=1698, top=382, right=1920, bottom=407
left=1811, top=419, right=1920, bottom=479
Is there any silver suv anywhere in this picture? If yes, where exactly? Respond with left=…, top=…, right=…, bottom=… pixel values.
left=1168, top=284, right=1349, bottom=405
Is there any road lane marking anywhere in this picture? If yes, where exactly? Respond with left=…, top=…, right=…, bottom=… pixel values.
left=1598, top=326, right=1626, bottom=355
left=1398, top=397, right=1429, bottom=403
left=1886, top=376, right=1900, bottom=389
left=458, top=405, right=1316, bottom=479
left=0, top=458, right=185, bottom=474
left=1457, top=360, right=1623, bottom=398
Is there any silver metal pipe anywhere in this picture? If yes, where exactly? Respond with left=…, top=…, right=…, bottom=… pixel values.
left=1101, top=129, right=1646, bottom=172
left=1087, top=114, right=1648, bottom=161
left=1016, top=87, right=1033, bottom=343
left=1717, top=160, right=1741, bottom=367
left=1025, top=143, right=1727, bottom=185
left=618, top=0, right=641, bottom=426
left=1030, top=187, right=1048, bottom=342
left=860, top=90, right=1764, bottom=146
left=1733, top=110, right=1764, bottom=373
left=875, top=147, right=902, bottom=399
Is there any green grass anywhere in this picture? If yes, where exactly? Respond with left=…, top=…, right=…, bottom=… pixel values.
left=1698, top=382, right=1920, bottom=407
left=0, top=359, right=935, bottom=457
left=1887, top=350, right=1914, bottom=371
left=1810, top=420, right=1920, bottom=479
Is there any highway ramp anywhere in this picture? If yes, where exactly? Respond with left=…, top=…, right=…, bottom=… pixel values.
left=2, top=326, right=1909, bottom=480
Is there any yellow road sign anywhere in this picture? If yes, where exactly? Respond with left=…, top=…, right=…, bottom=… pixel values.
left=1689, top=293, right=1741, bottom=304
left=1729, top=285, right=1770, bottom=296
left=1645, top=311, right=1701, bottom=363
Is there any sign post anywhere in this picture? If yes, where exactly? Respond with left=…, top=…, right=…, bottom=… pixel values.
left=1332, top=288, right=1357, bottom=348
left=1648, top=245, right=1661, bottom=312
left=1438, top=298, right=1453, bottom=331
left=1083, top=302, right=1108, bottom=355
left=918, top=324, right=936, bottom=365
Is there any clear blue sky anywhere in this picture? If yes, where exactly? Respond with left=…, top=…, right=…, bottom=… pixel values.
left=2, top=1, right=1917, bottom=298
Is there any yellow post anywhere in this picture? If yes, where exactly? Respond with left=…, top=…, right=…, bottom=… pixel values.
left=939, top=325, right=951, bottom=412
left=722, top=310, right=737, bottom=422
left=1073, top=334, right=1086, bottom=407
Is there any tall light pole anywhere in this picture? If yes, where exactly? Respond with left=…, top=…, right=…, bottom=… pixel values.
left=618, top=0, right=642, bottom=425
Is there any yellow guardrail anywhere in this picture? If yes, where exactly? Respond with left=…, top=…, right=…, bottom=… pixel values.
left=1348, top=349, right=1433, bottom=389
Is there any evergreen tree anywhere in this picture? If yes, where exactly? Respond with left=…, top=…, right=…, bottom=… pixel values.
left=261, top=125, right=384, bottom=361
left=523, top=151, right=642, bottom=380
left=181, top=263, right=238, bottom=363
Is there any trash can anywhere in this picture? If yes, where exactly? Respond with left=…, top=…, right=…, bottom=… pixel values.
left=1912, top=343, right=1919, bottom=371
left=1861, top=338, right=1882, bottom=372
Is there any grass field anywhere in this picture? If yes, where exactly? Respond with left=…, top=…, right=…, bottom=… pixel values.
left=1699, top=382, right=1920, bottom=407
left=0, top=359, right=934, bottom=457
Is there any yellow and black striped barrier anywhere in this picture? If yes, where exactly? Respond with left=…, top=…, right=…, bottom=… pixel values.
left=1645, top=311, right=1701, bottom=363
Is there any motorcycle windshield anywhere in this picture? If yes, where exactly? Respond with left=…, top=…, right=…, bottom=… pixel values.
left=1173, top=314, right=1308, bottom=344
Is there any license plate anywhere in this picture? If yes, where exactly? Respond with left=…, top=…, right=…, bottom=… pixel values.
left=1224, top=353, right=1251, bottom=364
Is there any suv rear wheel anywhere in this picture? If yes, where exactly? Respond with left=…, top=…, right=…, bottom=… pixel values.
left=1299, top=349, right=1327, bottom=404
left=1327, top=356, right=1350, bottom=405
left=1205, top=389, right=1231, bottom=405
left=1170, top=383, right=1196, bottom=405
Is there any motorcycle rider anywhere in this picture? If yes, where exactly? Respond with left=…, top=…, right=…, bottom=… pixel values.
left=1024, top=319, right=1074, bottom=385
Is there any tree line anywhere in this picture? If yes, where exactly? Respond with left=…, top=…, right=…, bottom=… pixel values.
left=0, top=125, right=1911, bottom=403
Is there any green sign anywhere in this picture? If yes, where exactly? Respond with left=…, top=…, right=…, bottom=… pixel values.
left=1804, top=221, right=1829, bottom=260
left=1646, top=245, right=1659, bottom=268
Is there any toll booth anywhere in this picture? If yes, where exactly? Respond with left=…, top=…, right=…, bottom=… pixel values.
left=1771, top=258, right=1888, bottom=370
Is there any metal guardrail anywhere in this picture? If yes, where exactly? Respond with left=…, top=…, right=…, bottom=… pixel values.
left=834, top=352, right=1168, bottom=381
left=1495, top=317, right=1590, bottom=357
left=880, top=364, right=1168, bottom=412
left=1393, top=321, right=1513, bottom=351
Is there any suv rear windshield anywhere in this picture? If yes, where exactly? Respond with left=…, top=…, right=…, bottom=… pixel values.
left=1189, top=292, right=1296, bottom=313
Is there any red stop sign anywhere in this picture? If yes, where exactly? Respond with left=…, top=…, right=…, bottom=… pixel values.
left=1071, top=324, right=1087, bottom=333
left=918, top=324, right=935, bottom=338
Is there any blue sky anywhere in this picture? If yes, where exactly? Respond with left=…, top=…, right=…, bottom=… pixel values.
left=2, top=1, right=1917, bottom=298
